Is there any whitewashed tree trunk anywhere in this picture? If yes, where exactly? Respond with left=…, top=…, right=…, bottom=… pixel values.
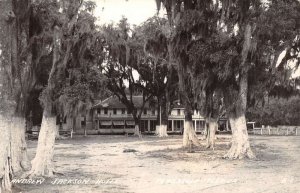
left=161, top=125, right=168, bottom=137
left=183, top=121, right=201, bottom=147
left=84, top=126, right=87, bottom=137
left=133, top=124, right=141, bottom=137
left=201, top=122, right=208, bottom=140
left=206, top=119, right=217, bottom=150
left=29, top=114, right=57, bottom=177
left=224, top=115, right=255, bottom=159
left=155, top=125, right=168, bottom=137
left=10, top=117, right=30, bottom=173
left=223, top=23, right=255, bottom=159
left=0, top=116, right=12, bottom=193
left=155, top=126, right=159, bottom=135
left=55, top=124, right=60, bottom=139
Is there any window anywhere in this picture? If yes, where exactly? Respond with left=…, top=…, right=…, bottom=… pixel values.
left=168, top=120, right=172, bottom=131
left=150, top=120, right=157, bottom=131
left=113, top=109, right=117, bottom=115
left=121, top=108, right=125, bottom=114
left=199, top=120, right=205, bottom=130
left=139, top=120, right=148, bottom=132
left=104, top=108, right=108, bottom=114
left=81, top=117, right=86, bottom=126
left=174, top=120, right=183, bottom=131
left=143, top=108, right=147, bottom=115
left=152, top=109, right=155, bottom=115
left=95, top=120, right=98, bottom=130
left=177, top=109, right=181, bottom=115
left=97, top=108, right=101, bottom=114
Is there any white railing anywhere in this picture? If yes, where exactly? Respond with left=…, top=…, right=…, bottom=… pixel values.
left=96, top=114, right=157, bottom=118
left=95, top=113, right=205, bottom=120
left=253, top=126, right=299, bottom=136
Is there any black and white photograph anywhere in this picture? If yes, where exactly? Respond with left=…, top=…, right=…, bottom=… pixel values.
left=0, top=0, right=300, bottom=192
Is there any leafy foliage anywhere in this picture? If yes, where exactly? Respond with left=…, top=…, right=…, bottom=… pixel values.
left=157, top=0, right=300, bottom=120
left=247, top=96, right=300, bottom=126
left=34, top=0, right=108, bottom=118
left=100, top=17, right=154, bottom=122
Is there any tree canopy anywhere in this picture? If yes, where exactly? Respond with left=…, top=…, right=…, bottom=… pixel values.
left=155, top=0, right=300, bottom=158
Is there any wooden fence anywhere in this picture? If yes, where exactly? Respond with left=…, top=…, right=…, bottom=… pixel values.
left=253, top=125, right=300, bottom=136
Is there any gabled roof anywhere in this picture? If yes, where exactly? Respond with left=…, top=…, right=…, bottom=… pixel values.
left=92, top=95, right=154, bottom=109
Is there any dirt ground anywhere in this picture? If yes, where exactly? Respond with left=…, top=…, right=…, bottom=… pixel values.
left=14, top=134, right=300, bottom=193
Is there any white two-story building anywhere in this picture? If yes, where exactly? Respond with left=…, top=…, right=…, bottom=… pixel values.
left=89, top=96, right=228, bottom=134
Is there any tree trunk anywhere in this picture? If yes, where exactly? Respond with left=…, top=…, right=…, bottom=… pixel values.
left=155, top=98, right=168, bottom=137
left=133, top=124, right=141, bottom=137
left=132, top=115, right=142, bottom=137
left=223, top=71, right=255, bottom=159
left=203, top=88, right=218, bottom=145
left=55, top=127, right=60, bottom=139
left=224, top=115, right=255, bottom=159
left=156, top=125, right=168, bottom=137
left=202, top=122, right=208, bottom=140
left=29, top=113, right=57, bottom=177
left=84, top=126, right=87, bottom=136
left=72, top=115, right=76, bottom=131
left=177, top=53, right=201, bottom=148
left=206, top=118, right=218, bottom=150
left=0, top=116, right=12, bottom=193
left=10, top=117, right=30, bottom=174
left=183, top=120, right=201, bottom=148
left=0, top=0, right=31, bottom=188
left=55, top=118, right=61, bottom=139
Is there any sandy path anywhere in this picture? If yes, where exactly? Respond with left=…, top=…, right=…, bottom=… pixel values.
left=15, top=135, right=300, bottom=193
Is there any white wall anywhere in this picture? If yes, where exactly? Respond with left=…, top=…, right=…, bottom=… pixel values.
left=170, top=109, right=184, bottom=116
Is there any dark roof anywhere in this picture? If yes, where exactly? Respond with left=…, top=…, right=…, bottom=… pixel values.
left=92, top=95, right=154, bottom=109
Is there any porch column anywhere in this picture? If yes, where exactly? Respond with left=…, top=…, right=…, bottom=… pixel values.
left=171, top=120, right=174, bottom=132
left=148, top=120, right=151, bottom=132
left=226, top=120, right=229, bottom=131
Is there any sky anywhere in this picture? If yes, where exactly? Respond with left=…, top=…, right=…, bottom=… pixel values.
left=277, top=51, right=300, bottom=78
left=93, top=0, right=164, bottom=25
